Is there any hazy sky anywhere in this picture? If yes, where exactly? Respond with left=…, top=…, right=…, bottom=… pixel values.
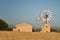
left=0, top=0, right=60, bottom=28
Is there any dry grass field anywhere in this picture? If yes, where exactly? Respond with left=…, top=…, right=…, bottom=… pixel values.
left=0, top=31, right=60, bottom=40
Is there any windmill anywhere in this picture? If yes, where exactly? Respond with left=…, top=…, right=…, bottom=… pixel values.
left=36, top=8, right=53, bottom=32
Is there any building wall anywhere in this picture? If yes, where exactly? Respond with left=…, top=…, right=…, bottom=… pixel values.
left=13, top=22, right=32, bottom=32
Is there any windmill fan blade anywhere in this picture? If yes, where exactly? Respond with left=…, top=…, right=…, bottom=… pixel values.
left=40, top=8, right=53, bottom=22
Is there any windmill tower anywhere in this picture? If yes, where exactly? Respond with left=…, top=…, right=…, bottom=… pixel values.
left=36, top=8, right=53, bottom=32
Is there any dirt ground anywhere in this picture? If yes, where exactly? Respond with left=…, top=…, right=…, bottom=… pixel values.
left=0, top=31, right=60, bottom=40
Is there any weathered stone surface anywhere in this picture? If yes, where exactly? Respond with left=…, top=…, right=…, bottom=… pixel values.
left=41, top=23, right=50, bottom=32
left=13, top=22, right=32, bottom=32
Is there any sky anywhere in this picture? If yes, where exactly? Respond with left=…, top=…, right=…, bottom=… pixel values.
left=0, top=0, right=60, bottom=28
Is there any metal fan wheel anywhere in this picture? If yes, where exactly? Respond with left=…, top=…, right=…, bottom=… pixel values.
left=41, top=9, right=52, bottom=22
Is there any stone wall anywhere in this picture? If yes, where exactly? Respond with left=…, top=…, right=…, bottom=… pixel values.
left=13, top=22, right=32, bottom=32
left=41, top=23, right=50, bottom=32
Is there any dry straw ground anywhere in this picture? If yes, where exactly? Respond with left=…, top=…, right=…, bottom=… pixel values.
left=0, top=31, right=60, bottom=40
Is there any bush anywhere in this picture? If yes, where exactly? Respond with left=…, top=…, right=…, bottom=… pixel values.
left=57, top=28, right=60, bottom=33
left=51, top=28, right=57, bottom=32
left=8, top=28, right=13, bottom=31
left=32, top=28, right=41, bottom=32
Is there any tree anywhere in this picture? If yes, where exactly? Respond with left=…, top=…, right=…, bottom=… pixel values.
left=0, top=19, right=9, bottom=31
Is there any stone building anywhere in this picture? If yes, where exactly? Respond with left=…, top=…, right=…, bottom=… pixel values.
left=41, top=23, right=50, bottom=32
left=13, top=22, right=32, bottom=32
